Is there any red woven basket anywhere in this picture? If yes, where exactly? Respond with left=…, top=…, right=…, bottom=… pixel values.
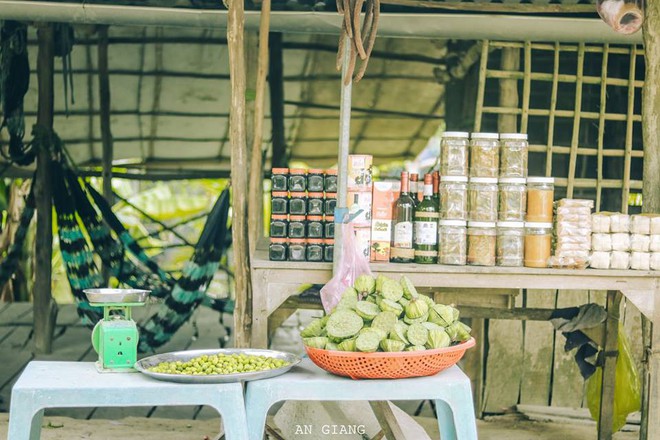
left=304, top=338, right=476, bottom=380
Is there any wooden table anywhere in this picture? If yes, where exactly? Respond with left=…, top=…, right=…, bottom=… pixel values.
left=251, top=246, right=660, bottom=440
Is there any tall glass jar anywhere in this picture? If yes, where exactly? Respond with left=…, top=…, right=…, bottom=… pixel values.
left=469, top=132, right=500, bottom=178
left=288, top=239, right=307, bottom=261
left=288, top=169, right=307, bottom=192
left=307, top=192, right=324, bottom=216
left=440, top=131, right=469, bottom=176
left=438, top=220, right=467, bottom=265
left=439, top=176, right=468, bottom=220
left=269, top=214, right=288, bottom=238
left=496, top=221, right=525, bottom=267
left=324, top=169, right=338, bottom=193
left=524, top=222, right=553, bottom=268
left=499, top=133, right=529, bottom=178
left=526, top=177, right=554, bottom=222
left=269, top=238, right=288, bottom=261
left=289, top=192, right=308, bottom=215
left=468, top=177, right=498, bottom=222
left=306, top=215, right=324, bottom=239
left=307, top=169, right=325, bottom=192
left=306, top=239, right=324, bottom=262
left=271, top=168, right=289, bottom=191
left=498, top=177, right=527, bottom=221
left=271, top=192, right=289, bottom=215
left=288, top=215, right=307, bottom=239
left=467, top=221, right=497, bottom=266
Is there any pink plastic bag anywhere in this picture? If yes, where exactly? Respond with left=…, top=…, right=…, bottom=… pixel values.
left=320, top=221, right=373, bottom=313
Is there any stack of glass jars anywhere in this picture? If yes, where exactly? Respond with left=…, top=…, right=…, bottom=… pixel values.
left=268, top=167, right=337, bottom=262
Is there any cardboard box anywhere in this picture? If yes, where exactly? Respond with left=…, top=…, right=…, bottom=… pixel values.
left=354, top=226, right=372, bottom=261
left=370, top=181, right=401, bottom=262
left=347, top=190, right=372, bottom=227
left=347, top=155, right=373, bottom=190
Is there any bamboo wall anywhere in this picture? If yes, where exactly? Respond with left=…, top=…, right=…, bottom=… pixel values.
left=474, top=41, right=645, bottom=413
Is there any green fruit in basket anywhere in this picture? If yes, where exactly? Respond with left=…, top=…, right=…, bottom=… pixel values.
left=355, top=301, right=380, bottom=321
left=380, top=339, right=406, bottom=352
left=301, top=318, right=325, bottom=338
left=379, top=298, right=404, bottom=316
left=366, top=294, right=378, bottom=304
left=325, top=341, right=339, bottom=351
left=336, top=287, right=359, bottom=310
left=371, top=311, right=399, bottom=334
left=304, top=337, right=329, bottom=349
left=407, top=323, right=429, bottom=346
left=337, top=338, right=357, bottom=352
left=320, top=315, right=330, bottom=326
left=354, top=275, right=376, bottom=297
left=404, top=313, right=429, bottom=325
left=405, top=345, right=426, bottom=352
left=400, top=275, right=419, bottom=299
left=429, top=304, right=455, bottom=327
left=360, top=326, right=387, bottom=340
left=356, top=329, right=383, bottom=352
left=451, top=306, right=460, bottom=322
left=326, top=309, right=364, bottom=339
left=426, top=329, right=452, bottom=349
left=390, top=322, right=410, bottom=344
left=422, top=322, right=444, bottom=332
left=419, top=294, right=435, bottom=309
left=405, top=297, right=429, bottom=320
left=375, top=274, right=389, bottom=293
left=446, top=321, right=472, bottom=343
left=398, top=297, right=410, bottom=307
left=381, top=278, right=404, bottom=302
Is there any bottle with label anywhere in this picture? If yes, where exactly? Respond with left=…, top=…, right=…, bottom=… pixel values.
left=390, top=171, right=415, bottom=263
left=410, top=173, right=420, bottom=207
left=414, top=173, right=439, bottom=264
left=432, top=171, right=440, bottom=211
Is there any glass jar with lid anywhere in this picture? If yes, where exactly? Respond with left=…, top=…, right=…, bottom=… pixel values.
left=438, top=220, right=467, bottom=265
left=325, top=193, right=337, bottom=216
left=469, top=132, right=500, bottom=178
left=307, top=169, right=325, bottom=192
left=500, top=133, right=529, bottom=178
left=289, top=192, right=308, bottom=215
left=526, top=177, right=554, bottom=222
left=324, top=238, right=334, bottom=262
left=307, top=192, right=324, bottom=216
left=439, top=176, right=468, bottom=220
left=440, top=131, right=469, bottom=176
left=288, top=215, right=307, bottom=239
left=324, top=169, right=338, bottom=193
left=271, top=192, right=289, bottom=215
left=499, top=177, right=527, bottom=221
left=467, top=221, right=497, bottom=266
left=269, top=214, right=288, bottom=238
left=288, top=169, right=307, bottom=192
left=524, top=222, right=553, bottom=268
left=324, top=215, right=335, bottom=238
left=288, top=239, right=307, bottom=261
left=269, top=238, right=288, bottom=261
left=496, top=221, right=525, bottom=267
left=468, top=177, right=498, bottom=222
left=307, top=215, right=324, bottom=239
left=306, top=239, right=324, bottom=262
left=271, top=168, right=289, bottom=192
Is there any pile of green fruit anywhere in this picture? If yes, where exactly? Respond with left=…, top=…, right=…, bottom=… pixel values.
left=148, top=353, right=289, bottom=375
left=302, top=275, right=471, bottom=352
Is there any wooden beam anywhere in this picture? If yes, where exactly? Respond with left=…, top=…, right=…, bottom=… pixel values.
left=379, top=0, right=595, bottom=14
left=33, top=23, right=57, bottom=354
left=498, top=46, right=520, bottom=133
left=598, top=290, right=622, bottom=440
left=269, top=32, right=287, bottom=169
left=248, top=0, right=271, bottom=254
left=98, top=25, right=114, bottom=206
left=643, top=3, right=660, bottom=214
left=228, top=0, right=252, bottom=348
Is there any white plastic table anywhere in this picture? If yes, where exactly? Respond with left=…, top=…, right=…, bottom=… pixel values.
left=244, top=358, right=477, bottom=440
left=7, top=361, right=249, bottom=440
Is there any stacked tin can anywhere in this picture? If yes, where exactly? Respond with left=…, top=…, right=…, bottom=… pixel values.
left=268, top=167, right=338, bottom=262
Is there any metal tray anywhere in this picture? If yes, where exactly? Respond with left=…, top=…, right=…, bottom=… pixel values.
left=84, top=288, right=150, bottom=304
left=134, top=348, right=301, bottom=383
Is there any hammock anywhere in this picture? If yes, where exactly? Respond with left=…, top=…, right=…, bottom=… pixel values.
left=0, top=181, right=34, bottom=288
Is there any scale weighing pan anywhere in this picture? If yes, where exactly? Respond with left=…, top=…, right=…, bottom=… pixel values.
left=84, top=288, right=150, bottom=304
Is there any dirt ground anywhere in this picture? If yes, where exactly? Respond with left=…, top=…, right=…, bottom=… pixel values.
left=0, top=413, right=640, bottom=440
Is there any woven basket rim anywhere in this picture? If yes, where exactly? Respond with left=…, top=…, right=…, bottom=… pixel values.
left=304, top=337, right=475, bottom=358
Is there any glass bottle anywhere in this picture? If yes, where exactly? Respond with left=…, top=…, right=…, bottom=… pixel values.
left=390, top=171, right=415, bottom=263
left=432, top=171, right=440, bottom=211
left=410, top=173, right=420, bottom=207
left=414, top=174, right=439, bottom=264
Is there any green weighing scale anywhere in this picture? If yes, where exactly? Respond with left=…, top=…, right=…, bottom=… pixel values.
left=84, top=289, right=150, bottom=373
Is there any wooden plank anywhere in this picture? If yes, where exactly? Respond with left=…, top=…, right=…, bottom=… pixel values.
left=0, top=326, right=34, bottom=412
left=519, top=289, right=556, bottom=406
left=520, top=41, right=531, bottom=133
left=473, top=40, right=489, bottom=132
left=498, top=46, right=519, bottom=133
left=462, top=317, right=485, bottom=416
left=483, top=292, right=524, bottom=413
left=550, top=289, right=588, bottom=409
left=34, top=23, right=57, bottom=354
left=0, top=303, right=32, bottom=325
left=595, top=45, right=609, bottom=211
left=545, top=42, right=559, bottom=176
left=642, top=1, right=660, bottom=214
left=228, top=0, right=252, bottom=349
left=566, top=43, right=585, bottom=199
left=621, top=46, right=637, bottom=213
left=55, top=304, right=82, bottom=327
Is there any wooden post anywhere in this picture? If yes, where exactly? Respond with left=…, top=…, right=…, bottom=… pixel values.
left=228, top=0, right=253, bottom=348
left=98, top=25, right=114, bottom=206
left=498, top=47, right=520, bottom=133
left=248, top=0, right=271, bottom=253
left=598, top=290, right=622, bottom=440
left=33, top=24, right=57, bottom=354
left=268, top=32, right=287, bottom=169
left=643, top=5, right=660, bottom=438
